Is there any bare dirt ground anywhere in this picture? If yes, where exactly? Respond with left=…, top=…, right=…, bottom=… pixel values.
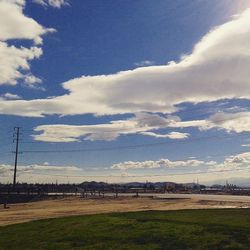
left=0, top=196, right=249, bottom=227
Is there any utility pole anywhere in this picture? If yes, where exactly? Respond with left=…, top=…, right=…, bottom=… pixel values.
left=13, top=127, right=21, bottom=186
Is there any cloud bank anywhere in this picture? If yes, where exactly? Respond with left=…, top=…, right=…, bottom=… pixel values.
left=1, top=8, right=250, bottom=116
left=111, top=159, right=215, bottom=170
left=0, top=163, right=81, bottom=178
left=1, top=152, right=249, bottom=183
left=111, top=152, right=250, bottom=171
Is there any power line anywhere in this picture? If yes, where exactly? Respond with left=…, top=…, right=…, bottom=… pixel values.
left=19, top=131, right=249, bottom=145
left=21, top=134, right=249, bottom=154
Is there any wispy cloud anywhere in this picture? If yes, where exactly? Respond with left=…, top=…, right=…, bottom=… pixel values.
left=1, top=93, right=21, bottom=100
left=33, top=0, right=69, bottom=8
left=134, top=60, right=155, bottom=67
left=140, top=131, right=189, bottom=139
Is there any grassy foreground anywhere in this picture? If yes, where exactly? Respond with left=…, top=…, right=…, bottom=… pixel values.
left=0, top=209, right=249, bottom=250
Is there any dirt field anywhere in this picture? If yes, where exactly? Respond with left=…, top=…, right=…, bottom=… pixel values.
left=0, top=196, right=249, bottom=227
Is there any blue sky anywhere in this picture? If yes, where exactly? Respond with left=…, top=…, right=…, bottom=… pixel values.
left=0, top=0, right=250, bottom=184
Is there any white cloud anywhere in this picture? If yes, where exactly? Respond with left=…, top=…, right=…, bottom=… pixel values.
left=111, top=158, right=215, bottom=170
left=0, top=162, right=84, bottom=183
left=134, top=60, right=155, bottom=67
left=111, top=151, right=250, bottom=171
left=0, top=8, right=250, bottom=116
left=0, top=42, right=43, bottom=85
left=170, top=111, right=250, bottom=133
left=169, top=111, right=250, bottom=133
left=33, top=0, right=69, bottom=8
left=32, top=111, right=250, bottom=142
left=0, top=0, right=54, bottom=44
left=141, top=131, right=190, bottom=139
left=202, top=112, right=250, bottom=133
left=32, top=113, right=186, bottom=142
left=242, top=144, right=250, bottom=147
left=208, top=152, right=250, bottom=172
left=0, top=0, right=55, bottom=86
left=1, top=152, right=249, bottom=183
left=1, top=92, right=21, bottom=100
left=0, top=163, right=81, bottom=176
left=24, top=74, right=42, bottom=85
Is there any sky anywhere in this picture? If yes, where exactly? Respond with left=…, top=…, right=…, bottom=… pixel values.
left=0, top=0, right=250, bottom=185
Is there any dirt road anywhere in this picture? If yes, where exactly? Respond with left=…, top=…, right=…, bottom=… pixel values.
left=0, top=196, right=249, bottom=226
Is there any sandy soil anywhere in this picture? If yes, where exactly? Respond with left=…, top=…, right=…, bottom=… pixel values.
left=0, top=196, right=249, bottom=227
